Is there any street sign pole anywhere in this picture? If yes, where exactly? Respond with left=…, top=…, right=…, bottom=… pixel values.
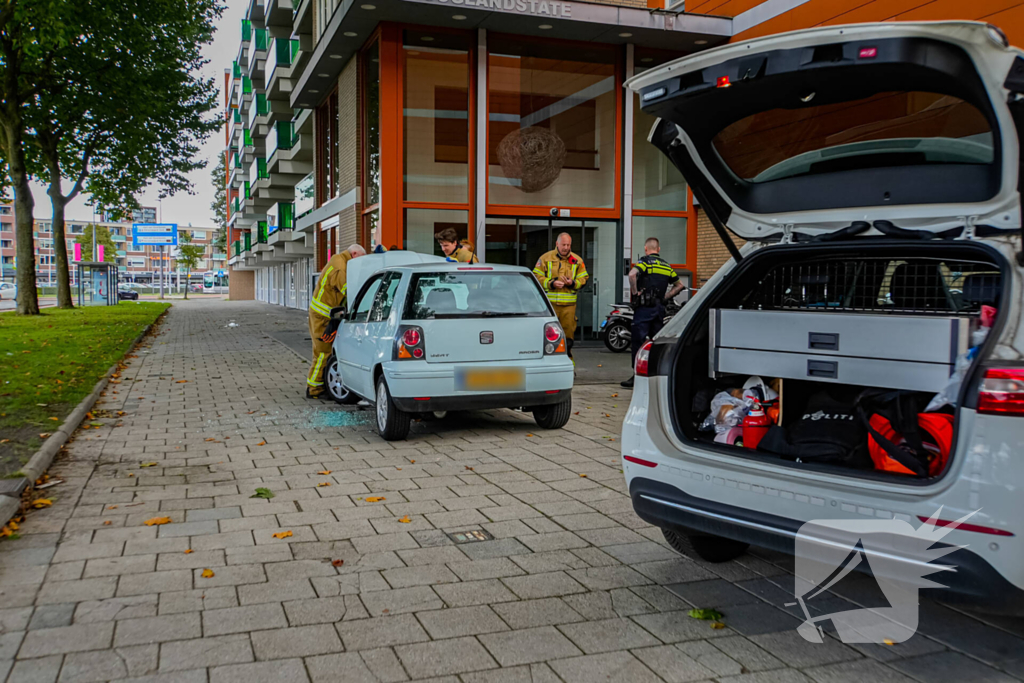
left=132, top=224, right=177, bottom=301
left=160, top=246, right=165, bottom=300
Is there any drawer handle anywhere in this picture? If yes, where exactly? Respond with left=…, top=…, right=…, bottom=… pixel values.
left=808, top=332, right=839, bottom=351
left=807, top=359, right=838, bottom=379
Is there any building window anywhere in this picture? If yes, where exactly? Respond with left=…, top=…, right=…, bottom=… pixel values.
left=192, top=230, right=206, bottom=240
left=316, top=88, right=340, bottom=203
left=403, top=208, right=469, bottom=255
left=403, top=30, right=471, bottom=204
left=0, top=240, right=10, bottom=248
left=363, top=39, right=382, bottom=209
left=0, top=206, right=11, bottom=215
left=631, top=48, right=690, bottom=268
left=487, top=36, right=619, bottom=211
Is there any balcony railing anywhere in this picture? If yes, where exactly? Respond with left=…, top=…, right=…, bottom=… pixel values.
left=242, top=76, right=252, bottom=94
left=257, top=221, right=269, bottom=243
left=243, top=232, right=252, bottom=251
left=243, top=129, right=253, bottom=148
left=278, top=203, right=295, bottom=230
left=242, top=19, right=252, bottom=42
left=256, top=158, right=269, bottom=181
left=233, top=152, right=242, bottom=169
left=244, top=181, right=251, bottom=200
left=295, top=172, right=314, bottom=217
left=254, top=28, right=268, bottom=52
left=232, top=196, right=241, bottom=214
left=248, top=93, right=268, bottom=128
left=268, top=120, right=295, bottom=156
left=232, top=109, right=242, bottom=124
left=232, top=60, right=241, bottom=79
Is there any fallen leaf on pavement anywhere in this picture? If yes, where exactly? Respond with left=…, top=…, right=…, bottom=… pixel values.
left=611, top=393, right=618, bottom=398
left=31, top=499, right=53, bottom=509
left=365, top=497, right=386, bottom=503
left=688, top=608, right=723, bottom=621
left=464, top=466, right=474, bottom=471
left=318, top=482, right=331, bottom=487
left=257, top=441, right=266, bottom=446
left=317, top=470, right=332, bottom=475
left=144, top=517, right=172, bottom=526
left=103, top=521, right=112, bottom=525
left=883, top=639, right=896, bottom=646
left=201, top=568, right=215, bottom=578
left=710, top=621, right=726, bottom=629
left=272, top=531, right=293, bottom=539
left=409, top=460, right=415, bottom=464
left=48, top=417, right=58, bottom=421
left=107, top=505, right=118, bottom=510
left=140, top=462, right=158, bottom=468
left=526, top=434, right=534, bottom=437
left=127, top=473, right=135, bottom=477
left=90, top=422, right=104, bottom=427
left=398, top=516, right=411, bottom=523
left=39, top=433, right=51, bottom=439
left=332, top=559, right=344, bottom=567
left=250, top=488, right=275, bottom=499
left=184, top=549, right=194, bottom=554
left=579, top=474, right=587, bottom=478
left=176, top=380, right=188, bottom=383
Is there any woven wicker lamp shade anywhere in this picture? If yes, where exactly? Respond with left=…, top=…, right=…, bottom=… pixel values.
left=496, top=126, right=567, bottom=193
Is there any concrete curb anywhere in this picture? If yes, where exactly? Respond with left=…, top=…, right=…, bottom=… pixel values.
left=0, top=308, right=168, bottom=526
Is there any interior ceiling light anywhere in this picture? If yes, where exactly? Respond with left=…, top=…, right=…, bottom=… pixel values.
left=318, top=73, right=330, bottom=77
left=695, top=39, right=708, bottom=45
left=344, top=31, right=357, bottom=36
left=640, top=57, right=653, bottom=63
left=539, top=24, right=552, bottom=29
left=309, top=89, right=319, bottom=93
left=422, top=36, right=435, bottom=41
left=361, top=3, right=376, bottom=8
left=619, top=32, right=632, bottom=38
left=329, top=54, right=343, bottom=59
left=452, top=14, right=466, bottom=19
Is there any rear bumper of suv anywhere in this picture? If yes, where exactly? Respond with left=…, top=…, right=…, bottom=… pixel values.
left=630, top=477, right=1024, bottom=614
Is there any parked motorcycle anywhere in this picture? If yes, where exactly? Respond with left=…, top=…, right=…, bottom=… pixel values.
left=599, top=300, right=684, bottom=353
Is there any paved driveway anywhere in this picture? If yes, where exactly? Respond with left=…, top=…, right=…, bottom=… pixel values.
left=1, top=299, right=1021, bottom=683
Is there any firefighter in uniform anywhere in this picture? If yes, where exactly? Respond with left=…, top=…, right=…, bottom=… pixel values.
left=434, top=227, right=478, bottom=263
left=533, top=233, right=588, bottom=359
left=621, top=237, right=685, bottom=388
left=306, top=244, right=366, bottom=398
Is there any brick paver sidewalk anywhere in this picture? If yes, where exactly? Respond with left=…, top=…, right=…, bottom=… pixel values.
left=1, top=300, right=1021, bottom=683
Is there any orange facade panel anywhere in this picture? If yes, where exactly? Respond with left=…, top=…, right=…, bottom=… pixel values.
left=717, top=0, right=1024, bottom=44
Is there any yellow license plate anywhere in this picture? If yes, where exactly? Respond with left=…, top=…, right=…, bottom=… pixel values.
left=456, top=368, right=526, bottom=391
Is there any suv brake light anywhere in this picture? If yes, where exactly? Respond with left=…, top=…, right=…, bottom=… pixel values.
left=635, top=341, right=653, bottom=377
left=978, top=368, right=1024, bottom=415
left=543, top=322, right=566, bottom=355
left=395, top=325, right=425, bottom=360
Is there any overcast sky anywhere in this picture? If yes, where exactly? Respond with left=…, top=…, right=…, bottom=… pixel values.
left=29, top=0, right=248, bottom=229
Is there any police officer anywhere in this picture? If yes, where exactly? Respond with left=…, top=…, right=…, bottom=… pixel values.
left=434, top=227, right=478, bottom=263
left=621, top=237, right=685, bottom=388
left=306, top=243, right=366, bottom=398
left=533, top=233, right=588, bottom=359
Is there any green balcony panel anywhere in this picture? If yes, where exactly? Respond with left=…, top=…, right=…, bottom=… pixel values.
left=233, top=109, right=242, bottom=124
left=242, top=19, right=252, bottom=41
left=242, top=76, right=252, bottom=94
left=244, top=233, right=251, bottom=251
left=233, top=152, right=241, bottom=169
left=232, top=196, right=240, bottom=213
left=257, top=158, right=269, bottom=180
left=258, top=221, right=269, bottom=243
left=272, top=120, right=295, bottom=154
left=243, top=129, right=253, bottom=147
left=255, top=93, right=268, bottom=117
left=280, top=203, right=295, bottom=230
left=232, top=60, right=241, bottom=79
left=254, top=28, right=268, bottom=51
left=244, top=181, right=251, bottom=200
left=273, top=38, right=298, bottom=66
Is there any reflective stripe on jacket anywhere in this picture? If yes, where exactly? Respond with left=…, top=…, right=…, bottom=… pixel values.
left=309, top=251, right=353, bottom=318
left=532, top=250, right=588, bottom=305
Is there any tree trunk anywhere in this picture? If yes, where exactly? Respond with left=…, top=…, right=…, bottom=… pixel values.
left=5, top=123, right=38, bottom=315
left=49, top=192, right=73, bottom=309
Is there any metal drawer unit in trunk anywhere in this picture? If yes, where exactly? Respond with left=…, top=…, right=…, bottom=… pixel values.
left=709, top=309, right=970, bottom=392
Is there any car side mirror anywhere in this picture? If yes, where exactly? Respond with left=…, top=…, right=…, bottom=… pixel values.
left=330, top=306, right=346, bottom=320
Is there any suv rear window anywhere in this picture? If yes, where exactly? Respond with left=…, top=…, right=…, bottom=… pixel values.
left=714, top=91, right=994, bottom=183
left=404, top=271, right=551, bottom=319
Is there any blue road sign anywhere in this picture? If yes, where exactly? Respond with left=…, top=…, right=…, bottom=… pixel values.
left=132, top=223, right=178, bottom=248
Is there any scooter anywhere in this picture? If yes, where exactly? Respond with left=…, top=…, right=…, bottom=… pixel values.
left=599, top=299, right=685, bottom=353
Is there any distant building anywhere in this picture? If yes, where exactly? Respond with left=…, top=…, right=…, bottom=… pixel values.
left=0, top=204, right=13, bottom=282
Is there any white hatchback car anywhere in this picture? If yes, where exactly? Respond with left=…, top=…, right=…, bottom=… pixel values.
left=325, top=256, right=575, bottom=440
left=622, top=21, right=1024, bottom=613
left=0, top=282, right=16, bottom=301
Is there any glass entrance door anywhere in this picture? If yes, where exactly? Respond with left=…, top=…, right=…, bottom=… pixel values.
left=485, top=217, right=617, bottom=340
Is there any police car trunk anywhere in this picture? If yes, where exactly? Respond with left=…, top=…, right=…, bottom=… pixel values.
left=626, top=21, right=1023, bottom=482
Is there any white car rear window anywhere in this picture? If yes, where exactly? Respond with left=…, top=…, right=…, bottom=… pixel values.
left=404, top=272, right=550, bottom=319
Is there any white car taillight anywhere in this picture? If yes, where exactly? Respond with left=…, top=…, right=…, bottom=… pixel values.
left=635, top=340, right=654, bottom=376
left=978, top=368, right=1024, bottom=415
left=395, top=325, right=425, bottom=360
left=543, top=322, right=566, bottom=355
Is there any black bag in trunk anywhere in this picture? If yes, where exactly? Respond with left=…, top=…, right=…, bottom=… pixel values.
left=758, top=389, right=871, bottom=468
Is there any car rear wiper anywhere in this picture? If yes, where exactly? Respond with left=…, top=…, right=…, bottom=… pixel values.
left=478, top=311, right=528, bottom=317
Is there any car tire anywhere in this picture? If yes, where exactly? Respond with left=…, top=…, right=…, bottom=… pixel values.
left=375, top=376, right=411, bottom=441
left=603, top=321, right=630, bottom=353
left=662, top=527, right=749, bottom=563
left=533, top=396, right=572, bottom=430
left=325, top=355, right=359, bottom=405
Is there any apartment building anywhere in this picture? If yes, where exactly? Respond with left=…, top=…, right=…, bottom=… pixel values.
left=224, top=0, right=1024, bottom=335
left=0, top=205, right=13, bottom=283
left=28, top=219, right=224, bottom=285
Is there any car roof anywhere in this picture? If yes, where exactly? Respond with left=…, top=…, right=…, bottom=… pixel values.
left=389, top=263, right=532, bottom=273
